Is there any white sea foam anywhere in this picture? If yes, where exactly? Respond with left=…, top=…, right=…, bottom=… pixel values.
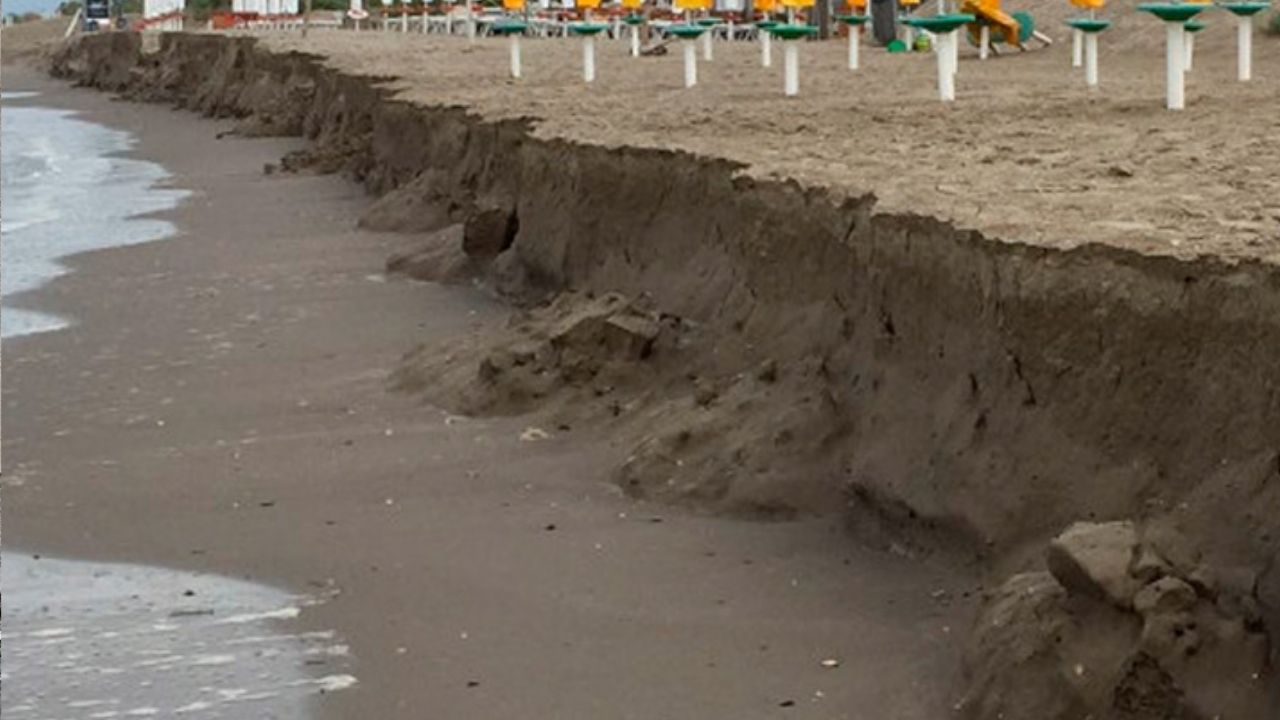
left=1, top=104, right=188, bottom=338
left=3, top=553, right=356, bottom=719
left=216, top=606, right=302, bottom=624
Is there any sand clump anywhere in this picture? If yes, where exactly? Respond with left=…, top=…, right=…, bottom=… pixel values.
left=962, top=521, right=1272, bottom=720
left=391, top=287, right=844, bottom=518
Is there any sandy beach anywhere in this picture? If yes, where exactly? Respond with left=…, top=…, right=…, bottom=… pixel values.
left=259, top=17, right=1280, bottom=263
left=7, top=8, right=1280, bottom=717
left=2, top=66, right=973, bottom=718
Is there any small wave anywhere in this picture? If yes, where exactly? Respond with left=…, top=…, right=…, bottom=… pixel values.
left=1, top=104, right=189, bottom=339
left=215, top=606, right=302, bottom=625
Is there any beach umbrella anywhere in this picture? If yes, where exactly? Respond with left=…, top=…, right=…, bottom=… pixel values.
left=836, top=0, right=870, bottom=70
left=570, top=0, right=609, bottom=83
left=621, top=0, right=645, bottom=56
left=754, top=0, right=778, bottom=66
left=1137, top=3, right=1206, bottom=109
left=1220, top=2, right=1269, bottom=81
left=770, top=0, right=819, bottom=97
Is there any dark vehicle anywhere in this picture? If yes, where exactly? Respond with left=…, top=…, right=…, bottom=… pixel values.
left=84, top=0, right=110, bottom=29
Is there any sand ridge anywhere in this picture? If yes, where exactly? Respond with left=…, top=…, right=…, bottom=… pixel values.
left=258, top=9, right=1280, bottom=265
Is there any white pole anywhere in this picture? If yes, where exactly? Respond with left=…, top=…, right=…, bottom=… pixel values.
left=466, top=0, right=475, bottom=41
left=583, top=35, right=596, bottom=82
left=630, top=24, right=640, bottom=56
left=1085, top=32, right=1098, bottom=86
left=938, top=32, right=955, bottom=101
left=1072, top=28, right=1082, bottom=67
left=761, top=28, right=772, bottom=66
left=951, top=25, right=959, bottom=76
left=847, top=25, right=859, bottom=69
left=510, top=33, right=521, bottom=78
left=1165, top=22, right=1184, bottom=109
left=783, top=40, right=799, bottom=95
left=703, top=27, right=714, bottom=60
left=979, top=24, right=989, bottom=60
left=1184, top=31, right=1194, bottom=72
left=401, top=4, right=408, bottom=31
left=1237, top=15, right=1252, bottom=81
left=683, top=39, right=698, bottom=87
left=727, top=19, right=735, bottom=40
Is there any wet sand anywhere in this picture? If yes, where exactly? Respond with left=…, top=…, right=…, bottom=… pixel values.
left=3, top=67, right=975, bottom=718
left=2, top=553, right=354, bottom=718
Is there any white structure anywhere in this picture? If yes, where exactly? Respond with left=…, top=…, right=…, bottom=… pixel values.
left=1163, top=23, right=1185, bottom=109
left=231, top=0, right=299, bottom=14
left=1234, top=12, right=1254, bottom=81
left=144, top=0, right=185, bottom=29
left=1085, top=30, right=1099, bottom=86
left=683, top=37, right=698, bottom=87
left=936, top=30, right=957, bottom=101
left=783, top=39, right=799, bottom=95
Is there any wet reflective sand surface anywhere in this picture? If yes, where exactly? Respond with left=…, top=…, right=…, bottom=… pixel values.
left=2, top=554, right=355, bottom=719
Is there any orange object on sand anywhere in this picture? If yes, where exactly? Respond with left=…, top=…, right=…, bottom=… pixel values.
left=960, top=0, right=1022, bottom=45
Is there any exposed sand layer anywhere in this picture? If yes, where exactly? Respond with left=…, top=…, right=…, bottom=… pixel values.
left=253, top=13, right=1280, bottom=264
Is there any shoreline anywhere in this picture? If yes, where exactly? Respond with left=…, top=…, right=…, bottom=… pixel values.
left=2, top=91, right=190, bottom=339
left=2, top=65, right=974, bottom=719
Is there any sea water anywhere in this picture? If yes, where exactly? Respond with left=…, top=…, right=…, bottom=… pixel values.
left=1, top=92, right=187, bottom=338
left=1, top=94, right=356, bottom=717
left=2, top=554, right=356, bottom=719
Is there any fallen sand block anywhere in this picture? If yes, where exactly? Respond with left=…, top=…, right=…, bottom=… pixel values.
left=1046, top=520, right=1140, bottom=608
left=962, top=524, right=1273, bottom=720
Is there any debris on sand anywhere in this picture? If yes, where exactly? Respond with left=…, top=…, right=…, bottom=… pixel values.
left=392, top=291, right=675, bottom=417
left=960, top=522, right=1272, bottom=720
left=1045, top=521, right=1140, bottom=608
left=519, top=427, right=550, bottom=442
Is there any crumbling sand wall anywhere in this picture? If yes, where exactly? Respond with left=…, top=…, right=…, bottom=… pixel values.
left=47, top=30, right=1280, bottom=719
left=49, top=32, right=1280, bottom=566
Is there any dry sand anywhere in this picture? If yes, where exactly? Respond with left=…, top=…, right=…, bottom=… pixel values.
left=0, top=16, right=74, bottom=65
left=2, top=67, right=975, bottom=718
left=259, top=6, right=1280, bottom=264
